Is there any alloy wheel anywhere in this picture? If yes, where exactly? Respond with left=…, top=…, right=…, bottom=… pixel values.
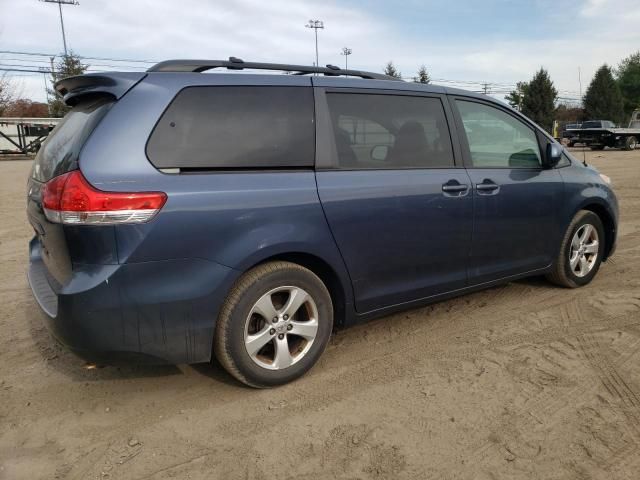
left=569, top=224, right=599, bottom=278
left=244, top=286, right=319, bottom=370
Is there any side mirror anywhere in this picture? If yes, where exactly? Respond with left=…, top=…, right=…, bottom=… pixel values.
left=370, top=145, right=389, bottom=162
left=544, top=142, right=562, bottom=168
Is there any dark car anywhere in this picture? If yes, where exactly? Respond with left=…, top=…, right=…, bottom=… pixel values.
left=582, top=120, right=617, bottom=129
left=27, top=58, right=618, bottom=387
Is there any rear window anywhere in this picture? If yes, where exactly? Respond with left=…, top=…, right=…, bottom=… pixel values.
left=146, top=86, right=315, bottom=170
left=32, top=97, right=113, bottom=182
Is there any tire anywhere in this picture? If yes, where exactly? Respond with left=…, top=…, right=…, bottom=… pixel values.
left=546, top=210, right=605, bottom=288
left=568, top=141, right=575, bottom=148
left=590, top=145, right=605, bottom=151
left=214, top=261, right=333, bottom=388
left=624, top=136, right=637, bottom=151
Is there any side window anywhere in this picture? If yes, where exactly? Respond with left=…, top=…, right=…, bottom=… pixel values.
left=326, top=93, right=454, bottom=169
left=147, top=86, right=314, bottom=169
left=456, top=100, right=542, bottom=168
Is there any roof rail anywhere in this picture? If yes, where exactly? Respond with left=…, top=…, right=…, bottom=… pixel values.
left=147, top=57, right=401, bottom=81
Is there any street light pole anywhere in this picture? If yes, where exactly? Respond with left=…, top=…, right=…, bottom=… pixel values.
left=305, top=20, right=324, bottom=72
left=40, top=0, right=80, bottom=57
left=341, top=47, right=352, bottom=75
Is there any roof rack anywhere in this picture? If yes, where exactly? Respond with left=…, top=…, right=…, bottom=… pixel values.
left=147, top=57, right=401, bottom=81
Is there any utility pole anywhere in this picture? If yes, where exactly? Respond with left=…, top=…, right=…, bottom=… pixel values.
left=40, top=0, right=79, bottom=57
left=482, top=82, right=489, bottom=95
left=305, top=20, right=324, bottom=71
left=341, top=47, right=352, bottom=75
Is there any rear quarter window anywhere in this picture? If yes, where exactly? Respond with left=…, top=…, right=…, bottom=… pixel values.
left=146, top=86, right=315, bottom=170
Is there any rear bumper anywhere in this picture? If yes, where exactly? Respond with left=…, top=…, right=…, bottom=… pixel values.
left=28, top=238, right=236, bottom=364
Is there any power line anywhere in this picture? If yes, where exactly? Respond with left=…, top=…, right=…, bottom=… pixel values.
left=0, top=50, right=158, bottom=64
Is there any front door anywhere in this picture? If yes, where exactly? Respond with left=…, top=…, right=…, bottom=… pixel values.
left=451, top=98, right=564, bottom=285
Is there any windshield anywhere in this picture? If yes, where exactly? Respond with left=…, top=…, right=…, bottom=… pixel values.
left=581, top=121, right=602, bottom=129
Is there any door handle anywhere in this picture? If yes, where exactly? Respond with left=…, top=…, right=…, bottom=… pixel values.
left=476, top=180, right=500, bottom=194
left=442, top=184, right=468, bottom=192
left=442, top=181, right=469, bottom=197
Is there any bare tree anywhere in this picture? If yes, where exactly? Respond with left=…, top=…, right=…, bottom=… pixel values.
left=0, top=73, right=15, bottom=116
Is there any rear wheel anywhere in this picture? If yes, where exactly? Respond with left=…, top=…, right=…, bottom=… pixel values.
left=214, top=261, right=333, bottom=388
left=624, top=136, right=637, bottom=151
left=546, top=210, right=605, bottom=288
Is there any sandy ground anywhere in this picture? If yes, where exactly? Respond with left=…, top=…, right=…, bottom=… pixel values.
left=1, top=149, right=640, bottom=480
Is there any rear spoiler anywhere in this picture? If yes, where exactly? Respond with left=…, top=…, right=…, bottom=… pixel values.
left=54, top=72, right=147, bottom=106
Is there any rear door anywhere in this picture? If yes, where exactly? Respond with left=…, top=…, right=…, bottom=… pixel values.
left=315, top=88, right=473, bottom=313
left=450, top=97, right=564, bottom=284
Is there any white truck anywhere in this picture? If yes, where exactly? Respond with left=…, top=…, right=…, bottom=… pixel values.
left=571, top=111, right=640, bottom=151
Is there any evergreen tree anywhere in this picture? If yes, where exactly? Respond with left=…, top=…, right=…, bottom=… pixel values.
left=383, top=61, right=402, bottom=79
left=505, top=82, right=528, bottom=110
left=520, top=68, right=557, bottom=133
left=583, top=64, right=624, bottom=124
left=616, top=51, right=640, bottom=121
left=413, top=65, right=431, bottom=84
left=48, top=52, right=88, bottom=117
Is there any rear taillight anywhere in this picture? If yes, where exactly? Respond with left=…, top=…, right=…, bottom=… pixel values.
left=42, top=170, right=167, bottom=225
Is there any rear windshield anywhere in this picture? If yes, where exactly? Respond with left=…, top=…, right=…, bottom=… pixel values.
left=31, top=97, right=113, bottom=182
left=146, top=86, right=315, bottom=170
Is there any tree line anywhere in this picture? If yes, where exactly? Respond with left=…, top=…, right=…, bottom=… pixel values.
left=385, top=52, right=640, bottom=134
left=505, top=51, right=640, bottom=132
left=384, top=61, right=431, bottom=84
left=0, top=52, right=88, bottom=118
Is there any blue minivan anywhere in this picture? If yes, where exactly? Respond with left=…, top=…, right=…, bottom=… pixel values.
left=27, top=58, right=618, bottom=387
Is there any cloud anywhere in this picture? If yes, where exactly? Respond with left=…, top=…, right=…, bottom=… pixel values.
left=0, top=0, right=638, bottom=104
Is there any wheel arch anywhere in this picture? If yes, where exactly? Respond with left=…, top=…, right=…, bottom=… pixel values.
left=579, top=202, right=616, bottom=260
left=247, top=252, right=351, bottom=327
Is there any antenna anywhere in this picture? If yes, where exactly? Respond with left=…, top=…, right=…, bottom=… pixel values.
left=40, top=0, right=79, bottom=57
left=578, top=66, right=587, bottom=166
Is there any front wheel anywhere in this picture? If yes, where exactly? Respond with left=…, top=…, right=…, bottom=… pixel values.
left=546, top=210, right=605, bottom=288
left=214, top=261, right=333, bottom=388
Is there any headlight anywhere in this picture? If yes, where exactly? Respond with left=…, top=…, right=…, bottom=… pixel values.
left=599, top=173, right=611, bottom=185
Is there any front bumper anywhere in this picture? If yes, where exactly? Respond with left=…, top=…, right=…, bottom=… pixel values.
left=28, top=238, right=236, bottom=364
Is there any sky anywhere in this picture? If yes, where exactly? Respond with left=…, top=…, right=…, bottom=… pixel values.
left=1, top=0, right=639, bottom=104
